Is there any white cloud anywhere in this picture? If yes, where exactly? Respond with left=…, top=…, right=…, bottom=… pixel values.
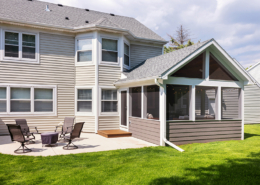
left=39, top=0, right=260, bottom=67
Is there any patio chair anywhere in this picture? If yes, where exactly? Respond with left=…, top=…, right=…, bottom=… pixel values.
left=15, top=119, right=38, bottom=142
left=63, top=122, right=85, bottom=150
left=6, top=124, right=32, bottom=154
left=55, top=117, right=75, bottom=138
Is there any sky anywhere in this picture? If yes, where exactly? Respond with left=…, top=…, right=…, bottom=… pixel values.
left=40, top=0, right=260, bottom=68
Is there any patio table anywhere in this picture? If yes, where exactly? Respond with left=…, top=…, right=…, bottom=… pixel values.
left=41, top=132, right=59, bottom=147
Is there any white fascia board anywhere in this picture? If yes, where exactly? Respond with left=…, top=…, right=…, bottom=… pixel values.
left=246, top=61, right=260, bottom=72
left=114, top=76, right=159, bottom=88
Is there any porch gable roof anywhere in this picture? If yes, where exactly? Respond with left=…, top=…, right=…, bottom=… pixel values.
left=115, top=39, right=255, bottom=86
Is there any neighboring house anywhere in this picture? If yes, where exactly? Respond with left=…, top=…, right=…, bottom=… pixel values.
left=245, top=62, right=260, bottom=124
left=0, top=0, right=255, bottom=147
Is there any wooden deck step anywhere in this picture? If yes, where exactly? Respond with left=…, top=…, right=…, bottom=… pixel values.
left=98, top=129, right=132, bottom=138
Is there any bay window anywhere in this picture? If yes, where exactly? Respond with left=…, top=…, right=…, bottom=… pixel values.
left=101, top=89, right=118, bottom=112
left=102, top=38, right=118, bottom=63
left=77, top=39, right=92, bottom=62
left=0, top=85, right=55, bottom=115
left=77, top=89, right=92, bottom=112
left=4, top=31, right=38, bottom=62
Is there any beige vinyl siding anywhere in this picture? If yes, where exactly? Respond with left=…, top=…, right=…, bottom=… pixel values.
left=0, top=32, right=75, bottom=135
left=244, top=85, right=260, bottom=124
left=75, top=116, right=95, bottom=132
left=130, top=44, right=162, bottom=69
left=98, top=65, right=121, bottom=86
left=76, top=65, right=95, bottom=86
left=98, top=116, right=119, bottom=130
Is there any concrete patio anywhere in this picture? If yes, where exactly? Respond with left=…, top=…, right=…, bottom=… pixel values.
left=0, top=133, right=157, bottom=156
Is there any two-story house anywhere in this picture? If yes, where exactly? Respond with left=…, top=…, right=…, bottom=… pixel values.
left=0, top=0, right=256, bottom=149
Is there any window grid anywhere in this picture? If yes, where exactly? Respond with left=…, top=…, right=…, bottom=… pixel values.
left=77, top=39, right=92, bottom=62
left=76, top=89, right=93, bottom=113
left=101, top=38, right=118, bottom=63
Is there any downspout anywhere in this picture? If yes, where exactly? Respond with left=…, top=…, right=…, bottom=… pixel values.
left=155, top=78, right=184, bottom=152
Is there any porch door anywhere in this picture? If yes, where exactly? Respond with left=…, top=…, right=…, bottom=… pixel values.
left=121, top=91, right=127, bottom=126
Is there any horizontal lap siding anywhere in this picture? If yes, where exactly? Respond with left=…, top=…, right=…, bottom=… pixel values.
left=76, top=65, right=95, bottom=86
left=98, top=116, right=119, bottom=130
left=167, top=120, right=241, bottom=145
left=244, top=85, right=260, bottom=124
left=0, top=33, right=75, bottom=135
left=98, top=65, right=121, bottom=86
left=129, top=117, right=160, bottom=145
left=130, top=44, right=162, bottom=69
left=75, top=116, right=95, bottom=132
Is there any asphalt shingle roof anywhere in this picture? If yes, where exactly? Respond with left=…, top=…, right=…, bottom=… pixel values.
left=0, top=0, right=165, bottom=42
left=117, top=39, right=212, bottom=83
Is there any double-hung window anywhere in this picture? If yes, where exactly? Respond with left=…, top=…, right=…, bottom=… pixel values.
left=77, top=89, right=92, bottom=112
left=124, top=43, right=130, bottom=67
left=4, top=31, right=37, bottom=62
left=77, top=39, right=92, bottom=62
left=102, top=38, right=118, bottom=63
left=34, top=89, right=53, bottom=112
left=0, top=85, right=55, bottom=115
left=0, top=87, right=7, bottom=112
left=101, top=89, right=118, bottom=112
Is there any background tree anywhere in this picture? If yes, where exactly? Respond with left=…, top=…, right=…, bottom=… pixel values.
left=164, top=25, right=199, bottom=54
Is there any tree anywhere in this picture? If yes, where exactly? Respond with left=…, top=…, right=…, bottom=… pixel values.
left=164, top=25, right=199, bottom=54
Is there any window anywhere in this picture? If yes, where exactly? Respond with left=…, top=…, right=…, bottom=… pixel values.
left=145, top=85, right=159, bottom=120
left=4, top=31, right=37, bottom=62
left=130, top=87, right=141, bottom=118
left=124, top=43, right=130, bottom=66
left=11, top=88, right=31, bottom=112
left=77, top=89, right=92, bottom=112
left=0, top=85, right=56, bottom=115
left=101, top=89, right=118, bottom=112
left=34, top=89, right=53, bottom=112
left=166, top=85, right=190, bottom=120
left=195, top=86, right=216, bottom=120
left=0, top=87, right=7, bottom=112
left=77, top=39, right=92, bottom=62
left=102, top=38, right=118, bottom=63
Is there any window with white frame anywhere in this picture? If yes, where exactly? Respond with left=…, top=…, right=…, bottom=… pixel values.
left=4, top=31, right=37, bottom=61
left=77, top=89, right=92, bottom=112
left=77, top=39, right=92, bottom=62
left=0, top=87, right=7, bottom=112
left=102, top=38, right=118, bottom=63
left=124, top=43, right=130, bottom=66
left=0, top=85, right=55, bottom=114
left=101, top=89, right=118, bottom=112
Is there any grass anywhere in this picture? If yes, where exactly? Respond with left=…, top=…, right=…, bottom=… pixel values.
left=1, top=125, right=260, bottom=185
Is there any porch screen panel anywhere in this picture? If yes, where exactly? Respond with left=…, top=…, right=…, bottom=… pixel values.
left=209, top=54, right=238, bottom=81
left=130, top=87, right=141, bottom=118
left=222, top=88, right=240, bottom=119
left=145, top=85, right=160, bottom=120
left=171, top=53, right=204, bottom=79
left=195, top=86, right=216, bottom=120
left=166, top=85, right=190, bottom=120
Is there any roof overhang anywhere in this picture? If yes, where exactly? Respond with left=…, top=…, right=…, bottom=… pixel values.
left=0, top=18, right=167, bottom=45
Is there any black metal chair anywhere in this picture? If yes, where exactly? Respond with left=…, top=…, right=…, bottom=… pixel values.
left=7, top=124, right=33, bottom=154
left=63, top=122, right=85, bottom=150
left=55, top=117, right=75, bottom=139
left=15, top=119, right=38, bottom=143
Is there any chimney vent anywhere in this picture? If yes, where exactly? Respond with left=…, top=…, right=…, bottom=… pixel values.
left=45, top=5, right=50, bottom=12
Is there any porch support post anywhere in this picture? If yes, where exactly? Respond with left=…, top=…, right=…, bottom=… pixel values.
left=160, top=84, right=166, bottom=146
left=215, top=86, right=221, bottom=120
left=189, top=85, right=195, bottom=121
left=141, top=86, right=145, bottom=119
left=239, top=87, right=244, bottom=140
left=205, top=49, right=210, bottom=81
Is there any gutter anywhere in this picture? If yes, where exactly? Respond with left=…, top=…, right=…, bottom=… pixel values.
left=155, top=78, right=184, bottom=152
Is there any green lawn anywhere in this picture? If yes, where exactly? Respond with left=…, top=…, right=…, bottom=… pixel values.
left=1, top=125, right=260, bottom=185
